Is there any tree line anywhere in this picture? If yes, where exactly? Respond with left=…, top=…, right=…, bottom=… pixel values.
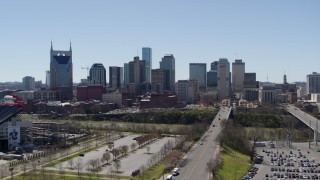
left=73, top=108, right=218, bottom=125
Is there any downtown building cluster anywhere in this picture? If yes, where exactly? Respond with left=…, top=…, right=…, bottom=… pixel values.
left=1, top=43, right=320, bottom=113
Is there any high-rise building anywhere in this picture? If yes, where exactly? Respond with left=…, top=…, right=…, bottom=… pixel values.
left=232, top=59, right=245, bottom=94
left=151, top=69, right=169, bottom=93
left=46, top=70, right=50, bottom=88
left=128, top=56, right=146, bottom=94
left=109, top=66, right=123, bottom=90
left=88, top=63, right=106, bottom=86
left=50, top=42, right=73, bottom=100
left=189, top=63, right=207, bottom=92
left=244, top=73, right=257, bottom=88
left=208, top=61, right=218, bottom=89
left=207, top=70, right=218, bottom=87
left=243, top=73, right=259, bottom=101
left=22, top=76, right=35, bottom=91
left=129, top=56, right=146, bottom=84
left=217, top=58, right=231, bottom=100
left=142, top=47, right=152, bottom=83
left=307, top=72, right=320, bottom=94
left=211, top=61, right=218, bottom=71
left=160, top=54, right=175, bottom=92
left=283, top=74, right=288, bottom=84
left=124, top=63, right=129, bottom=86
left=175, top=80, right=198, bottom=104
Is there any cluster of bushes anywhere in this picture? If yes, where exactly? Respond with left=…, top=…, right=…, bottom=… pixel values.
left=233, top=113, right=281, bottom=128
left=231, top=107, right=290, bottom=128
left=218, top=121, right=251, bottom=155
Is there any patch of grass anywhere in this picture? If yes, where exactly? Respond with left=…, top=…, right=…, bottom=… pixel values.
left=245, top=127, right=310, bottom=142
left=134, top=161, right=166, bottom=180
left=20, top=114, right=33, bottom=119
left=217, top=146, right=251, bottom=180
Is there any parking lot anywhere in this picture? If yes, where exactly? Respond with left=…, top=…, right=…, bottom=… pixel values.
left=249, top=142, right=320, bottom=180
left=47, top=134, right=176, bottom=176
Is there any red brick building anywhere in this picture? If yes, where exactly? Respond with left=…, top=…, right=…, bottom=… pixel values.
left=77, top=86, right=106, bottom=101
left=140, top=93, right=177, bottom=109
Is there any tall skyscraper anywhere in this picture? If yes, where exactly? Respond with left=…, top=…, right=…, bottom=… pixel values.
left=217, top=58, right=231, bottom=100
left=109, top=66, right=123, bottom=90
left=211, top=61, right=218, bottom=71
left=207, top=70, right=218, bottom=87
left=46, top=70, right=50, bottom=88
left=142, top=47, right=152, bottom=83
left=89, top=63, right=106, bottom=86
left=208, top=61, right=218, bottom=89
left=244, top=73, right=257, bottom=88
left=160, top=54, right=175, bottom=92
left=189, top=63, right=207, bottom=92
left=151, top=69, right=169, bottom=93
left=243, top=73, right=259, bottom=101
left=129, top=56, right=146, bottom=84
left=232, top=59, right=245, bottom=95
left=50, top=42, right=73, bottom=100
left=124, top=63, right=129, bottom=86
left=22, top=76, right=35, bottom=91
left=128, top=56, right=146, bottom=94
left=307, top=72, right=320, bottom=94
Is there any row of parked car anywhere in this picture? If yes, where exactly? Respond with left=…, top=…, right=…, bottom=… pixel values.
left=241, top=167, right=259, bottom=180
left=262, top=146, right=320, bottom=180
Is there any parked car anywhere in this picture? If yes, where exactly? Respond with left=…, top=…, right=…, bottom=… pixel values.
left=131, top=169, right=140, bottom=176
left=173, top=167, right=180, bottom=176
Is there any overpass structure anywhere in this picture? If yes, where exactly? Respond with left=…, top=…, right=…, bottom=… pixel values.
left=286, top=105, right=320, bottom=142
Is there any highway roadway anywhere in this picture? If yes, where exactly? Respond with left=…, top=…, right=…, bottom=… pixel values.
left=286, top=105, right=320, bottom=140
left=175, top=107, right=231, bottom=180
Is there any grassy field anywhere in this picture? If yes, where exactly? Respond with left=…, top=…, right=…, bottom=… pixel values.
left=217, top=146, right=251, bottom=180
left=245, top=127, right=309, bottom=142
left=134, top=161, right=166, bottom=180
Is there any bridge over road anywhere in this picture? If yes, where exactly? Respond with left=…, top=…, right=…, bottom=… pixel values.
left=286, top=105, right=320, bottom=142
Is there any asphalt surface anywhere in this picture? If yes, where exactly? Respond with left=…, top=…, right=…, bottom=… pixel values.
left=175, top=107, right=231, bottom=180
left=46, top=134, right=140, bottom=173
left=47, top=134, right=177, bottom=176
left=252, top=142, right=320, bottom=180
left=2, top=133, right=117, bottom=179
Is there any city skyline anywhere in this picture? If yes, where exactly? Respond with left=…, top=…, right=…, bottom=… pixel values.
left=0, top=1, right=319, bottom=83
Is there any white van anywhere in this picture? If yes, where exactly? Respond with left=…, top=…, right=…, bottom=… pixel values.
left=166, top=174, right=173, bottom=180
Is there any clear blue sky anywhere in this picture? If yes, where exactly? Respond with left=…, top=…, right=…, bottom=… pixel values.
left=0, top=0, right=319, bottom=83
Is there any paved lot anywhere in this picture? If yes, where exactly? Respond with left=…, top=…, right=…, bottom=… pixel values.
left=47, top=134, right=140, bottom=172
left=47, top=134, right=176, bottom=176
left=249, top=142, right=320, bottom=180
left=107, top=136, right=176, bottom=176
